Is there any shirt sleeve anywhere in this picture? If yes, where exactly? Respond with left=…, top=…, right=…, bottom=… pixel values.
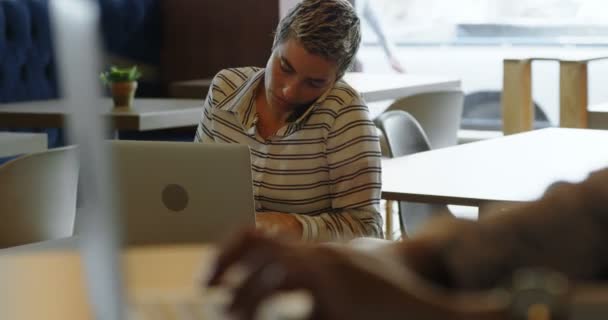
left=292, top=103, right=383, bottom=242
left=194, top=76, right=219, bottom=143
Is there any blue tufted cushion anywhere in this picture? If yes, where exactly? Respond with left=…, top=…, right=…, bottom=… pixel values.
left=1, top=0, right=30, bottom=101
left=1, top=1, right=29, bottom=62
left=0, top=0, right=162, bottom=103
left=0, top=0, right=62, bottom=147
left=99, top=0, right=145, bottom=50
left=99, top=0, right=161, bottom=65
left=0, top=153, right=21, bottom=165
left=0, top=0, right=59, bottom=101
left=0, top=0, right=164, bottom=147
left=24, top=0, right=57, bottom=100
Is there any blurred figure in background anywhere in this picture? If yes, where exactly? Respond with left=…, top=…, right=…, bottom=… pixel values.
left=354, top=0, right=406, bottom=73
left=281, top=0, right=406, bottom=73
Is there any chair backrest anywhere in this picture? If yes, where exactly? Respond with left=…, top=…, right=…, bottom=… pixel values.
left=0, top=146, right=78, bottom=248
left=462, top=90, right=552, bottom=130
left=374, top=111, right=450, bottom=237
left=374, top=110, right=432, bottom=158
left=385, top=91, right=464, bottom=149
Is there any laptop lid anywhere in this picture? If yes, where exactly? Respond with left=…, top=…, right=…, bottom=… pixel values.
left=109, top=140, right=255, bottom=246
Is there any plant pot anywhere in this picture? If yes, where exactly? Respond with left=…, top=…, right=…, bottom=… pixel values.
left=111, top=81, right=138, bottom=108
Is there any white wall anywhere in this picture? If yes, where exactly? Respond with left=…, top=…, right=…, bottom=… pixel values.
left=359, top=45, right=608, bottom=125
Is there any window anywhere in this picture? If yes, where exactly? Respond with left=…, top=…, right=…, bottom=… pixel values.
left=362, top=0, right=608, bottom=45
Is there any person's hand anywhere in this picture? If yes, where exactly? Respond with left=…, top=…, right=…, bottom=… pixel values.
left=204, top=231, right=509, bottom=320
left=388, top=55, right=406, bottom=73
left=205, top=230, right=412, bottom=320
left=255, top=212, right=303, bottom=240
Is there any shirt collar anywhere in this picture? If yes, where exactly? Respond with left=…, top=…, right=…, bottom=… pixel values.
left=218, top=68, right=335, bottom=137
left=217, top=69, right=265, bottom=130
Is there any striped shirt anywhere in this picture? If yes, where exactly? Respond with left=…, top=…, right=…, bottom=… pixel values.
left=194, top=67, right=382, bottom=241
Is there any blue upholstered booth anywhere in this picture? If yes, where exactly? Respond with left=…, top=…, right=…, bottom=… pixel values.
left=0, top=0, right=58, bottom=102
left=0, top=0, right=61, bottom=148
left=0, top=0, right=165, bottom=149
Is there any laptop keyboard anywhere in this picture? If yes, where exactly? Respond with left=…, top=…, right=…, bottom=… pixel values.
left=128, top=289, right=312, bottom=320
left=128, top=290, right=228, bottom=320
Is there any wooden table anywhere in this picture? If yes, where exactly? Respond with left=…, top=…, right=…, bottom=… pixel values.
left=0, top=239, right=217, bottom=319
left=169, top=72, right=461, bottom=103
left=0, top=132, right=47, bottom=158
left=502, top=54, right=608, bottom=134
left=0, top=237, right=311, bottom=319
left=3, top=237, right=608, bottom=319
left=0, top=236, right=77, bottom=254
left=381, top=128, right=608, bottom=208
left=0, top=98, right=202, bottom=131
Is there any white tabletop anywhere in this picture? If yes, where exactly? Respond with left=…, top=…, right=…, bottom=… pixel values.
left=0, top=98, right=202, bottom=131
left=0, top=132, right=47, bottom=158
left=381, top=128, right=608, bottom=206
left=170, top=73, right=461, bottom=104
left=343, top=72, right=461, bottom=103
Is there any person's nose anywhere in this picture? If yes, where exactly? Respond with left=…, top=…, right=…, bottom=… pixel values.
left=282, top=79, right=299, bottom=101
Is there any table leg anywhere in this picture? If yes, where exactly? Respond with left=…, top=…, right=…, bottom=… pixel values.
left=560, top=61, right=588, bottom=128
left=502, top=59, right=534, bottom=135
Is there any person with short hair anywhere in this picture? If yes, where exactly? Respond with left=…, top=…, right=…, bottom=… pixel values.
left=195, top=0, right=382, bottom=242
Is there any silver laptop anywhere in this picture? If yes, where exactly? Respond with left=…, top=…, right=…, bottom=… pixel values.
left=109, top=140, right=255, bottom=246
left=49, top=0, right=238, bottom=319
left=0, top=1, right=305, bottom=320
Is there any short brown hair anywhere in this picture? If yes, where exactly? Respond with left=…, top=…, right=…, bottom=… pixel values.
left=273, top=0, right=361, bottom=78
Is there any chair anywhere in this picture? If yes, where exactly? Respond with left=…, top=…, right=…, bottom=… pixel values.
left=374, top=110, right=451, bottom=238
left=385, top=91, right=464, bottom=149
left=0, top=146, right=79, bottom=248
left=462, top=90, right=552, bottom=131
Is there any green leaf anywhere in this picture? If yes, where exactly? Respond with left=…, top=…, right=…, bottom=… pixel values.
left=99, top=65, right=142, bottom=84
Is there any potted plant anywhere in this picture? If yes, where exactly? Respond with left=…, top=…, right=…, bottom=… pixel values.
left=100, top=65, right=142, bottom=109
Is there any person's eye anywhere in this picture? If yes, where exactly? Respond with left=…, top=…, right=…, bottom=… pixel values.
left=308, top=81, right=325, bottom=89
left=280, top=61, right=292, bottom=73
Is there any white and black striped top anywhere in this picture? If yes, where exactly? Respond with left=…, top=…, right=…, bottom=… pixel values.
left=195, top=67, right=382, bottom=241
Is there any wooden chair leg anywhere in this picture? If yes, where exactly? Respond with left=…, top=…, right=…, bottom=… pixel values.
left=385, top=200, right=394, bottom=240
